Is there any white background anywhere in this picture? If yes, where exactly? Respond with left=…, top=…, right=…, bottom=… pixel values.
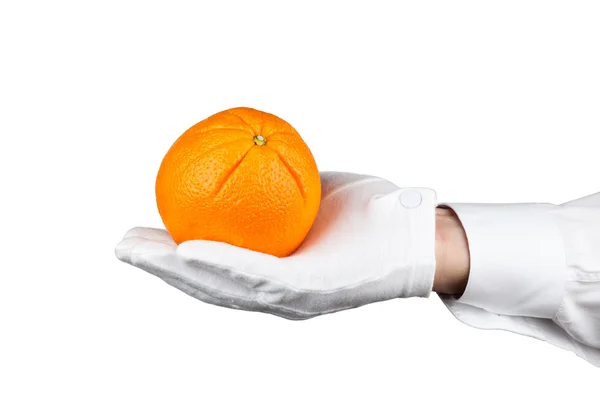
left=1, top=1, right=599, bottom=398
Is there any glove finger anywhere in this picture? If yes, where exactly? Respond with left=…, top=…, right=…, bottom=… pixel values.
left=117, top=234, right=274, bottom=305
left=115, top=236, right=170, bottom=266
left=117, top=227, right=286, bottom=289
left=176, top=239, right=294, bottom=288
left=115, top=231, right=319, bottom=319
left=160, top=276, right=246, bottom=310
left=176, top=240, right=341, bottom=316
left=162, top=275, right=314, bottom=320
left=123, top=240, right=339, bottom=320
left=121, top=226, right=175, bottom=244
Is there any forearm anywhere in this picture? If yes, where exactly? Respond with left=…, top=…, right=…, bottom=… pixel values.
left=433, top=207, right=470, bottom=296
left=435, top=194, right=600, bottom=366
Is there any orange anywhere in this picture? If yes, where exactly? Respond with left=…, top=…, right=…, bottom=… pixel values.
left=155, top=107, right=321, bottom=257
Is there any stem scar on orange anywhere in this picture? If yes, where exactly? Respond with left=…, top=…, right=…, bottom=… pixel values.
left=155, top=107, right=322, bottom=257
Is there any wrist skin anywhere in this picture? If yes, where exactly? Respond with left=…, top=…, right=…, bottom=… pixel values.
left=433, top=207, right=470, bottom=296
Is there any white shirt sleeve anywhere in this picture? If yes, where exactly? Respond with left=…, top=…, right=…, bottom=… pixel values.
left=437, top=192, right=600, bottom=368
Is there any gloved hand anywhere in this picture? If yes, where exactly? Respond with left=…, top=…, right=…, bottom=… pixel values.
left=115, top=171, right=438, bottom=320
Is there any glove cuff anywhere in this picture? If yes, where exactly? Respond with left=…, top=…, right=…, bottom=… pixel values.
left=401, top=187, right=438, bottom=298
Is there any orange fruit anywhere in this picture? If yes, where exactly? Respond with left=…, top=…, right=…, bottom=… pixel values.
left=155, top=107, right=321, bottom=257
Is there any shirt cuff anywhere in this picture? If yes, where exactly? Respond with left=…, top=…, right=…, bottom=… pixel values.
left=438, top=202, right=567, bottom=319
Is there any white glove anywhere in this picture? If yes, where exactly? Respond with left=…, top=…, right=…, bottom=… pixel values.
left=115, top=171, right=438, bottom=320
